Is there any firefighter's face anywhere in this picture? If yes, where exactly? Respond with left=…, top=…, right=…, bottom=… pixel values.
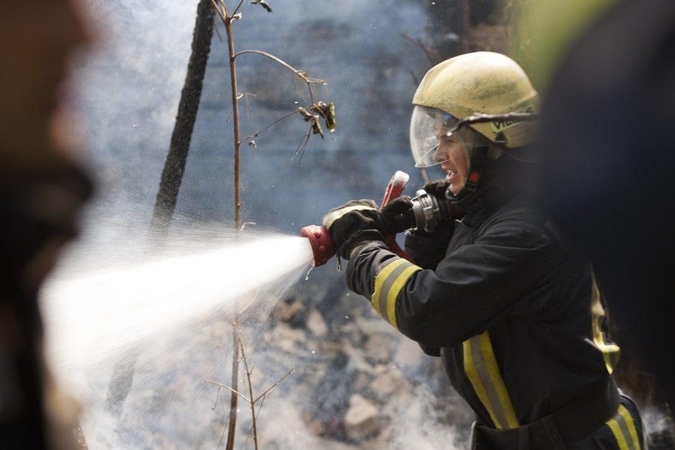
left=0, top=0, right=94, bottom=160
left=433, top=130, right=469, bottom=195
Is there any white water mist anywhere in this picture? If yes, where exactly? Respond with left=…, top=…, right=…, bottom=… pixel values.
left=41, top=231, right=313, bottom=386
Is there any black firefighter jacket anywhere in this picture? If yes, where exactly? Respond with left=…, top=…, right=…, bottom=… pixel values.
left=0, top=165, right=92, bottom=450
left=345, top=194, right=644, bottom=449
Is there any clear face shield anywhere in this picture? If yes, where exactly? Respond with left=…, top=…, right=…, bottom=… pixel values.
left=409, top=106, right=472, bottom=179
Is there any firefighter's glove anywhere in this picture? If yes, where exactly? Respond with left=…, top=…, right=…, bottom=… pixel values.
left=423, top=179, right=451, bottom=199
left=380, top=195, right=415, bottom=233
left=322, top=199, right=389, bottom=260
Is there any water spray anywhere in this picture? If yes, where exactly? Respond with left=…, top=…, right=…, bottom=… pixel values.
left=301, top=171, right=457, bottom=267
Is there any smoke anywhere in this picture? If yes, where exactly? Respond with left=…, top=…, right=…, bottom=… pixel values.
left=386, top=384, right=471, bottom=450
left=643, top=406, right=675, bottom=449
left=194, top=315, right=474, bottom=450
left=74, top=0, right=431, bottom=230
left=76, top=0, right=199, bottom=215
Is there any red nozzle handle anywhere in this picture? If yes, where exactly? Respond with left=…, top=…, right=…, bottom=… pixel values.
left=301, top=224, right=335, bottom=267
left=381, top=171, right=410, bottom=206
left=381, top=171, right=415, bottom=263
left=302, top=171, right=415, bottom=268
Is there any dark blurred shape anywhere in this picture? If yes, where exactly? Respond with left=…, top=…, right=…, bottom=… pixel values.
left=538, top=0, right=675, bottom=413
left=433, top=0, right=511, bottom=60
left=469, top=0, right=496, bottom=26
left=0, top=0, right=95, bottom=448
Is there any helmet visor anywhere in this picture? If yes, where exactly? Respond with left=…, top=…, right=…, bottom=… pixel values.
left=410, top=105, right=473, bottom=168
left=410, top=105, right=460, bottom=168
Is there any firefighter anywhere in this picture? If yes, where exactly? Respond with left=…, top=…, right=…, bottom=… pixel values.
left=321, top=52, right=645, bottom=449
left=0, top=0, right=94, bottom=448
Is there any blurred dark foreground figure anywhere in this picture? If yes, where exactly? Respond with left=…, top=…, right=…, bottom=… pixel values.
left=0, top=0, right=94, bottom=448
left=538, top=0, right=675, bottom=415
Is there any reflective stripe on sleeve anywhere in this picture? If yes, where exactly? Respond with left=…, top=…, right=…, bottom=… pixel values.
left=322, top=204, right=375, bottom=229
left=590, top=270, right=621, bottom=374
left=371, top=258, right=421, bottom=329
left=606, top=404, right=642, bottom=450
left=463, top=331, right=519, bottom=430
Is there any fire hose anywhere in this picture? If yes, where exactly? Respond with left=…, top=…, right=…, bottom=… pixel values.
left=301, top=171, right=456, bottom=267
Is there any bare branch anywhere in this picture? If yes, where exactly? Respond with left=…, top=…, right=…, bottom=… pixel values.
left=211, top=0, right=227, bottom=19
left=243, top=110, right=298, bottom=143
left=226, top=315, right=259, bottom=449
left=254, top=395, right=268, bottom=424
left=231, top=0, right=247, bottom=17
left=214, top=387, right=228, bottom=449
left=205, top=380, right=251, bottom=403
left=401, top=32, right=442, bottom=65
left=253, top=368, right=294, bottom=404
left=233, top=50, right=326, bottom=86
left=239, top=106, right=299, bottom=147
left=206, top=3, right=330, bottom=449
left=214, top=21, right=225, bottom=43
left=297, top=106, right=324, bottom=139
left=212, top=386, right=227, bottom=412
left=293, top=127, right=312, bottom=160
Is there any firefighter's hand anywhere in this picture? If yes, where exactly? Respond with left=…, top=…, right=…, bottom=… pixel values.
left=380, top=196, right=414, bottom=233
left=418, top=179, right=458, bottom=236
left=422, top=179, right=450, bottom=199
left=321, top=199, right=388, bottom=259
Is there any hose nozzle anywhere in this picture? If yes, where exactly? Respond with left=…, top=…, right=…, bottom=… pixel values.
left=300, top=224, right=335, bottom=267
left=301, top=171, right=458, bottom=268
left=411, top=189, right=456, bottom=233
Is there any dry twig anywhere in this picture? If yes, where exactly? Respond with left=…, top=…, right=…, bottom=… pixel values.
left=206, top=317, right=294, bottom=450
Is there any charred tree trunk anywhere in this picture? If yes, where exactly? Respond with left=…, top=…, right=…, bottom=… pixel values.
left=151, top=0, right=215, bottom=233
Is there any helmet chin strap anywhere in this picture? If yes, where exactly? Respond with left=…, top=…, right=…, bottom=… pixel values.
left=446, top=146, right=489, bottom=203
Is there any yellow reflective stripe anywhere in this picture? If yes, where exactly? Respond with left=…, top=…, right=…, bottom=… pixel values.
left=606, top=405, right=641, bottom=450
left=590, top=270, right=621, bottom=374
left=372, top=259, right=406, bottom=317
left=463, top=331, right=519, bottom=430
left=321, top=204, right=375, bottom=228
left=607, top=405, right=642, bottom=450
left=371, top=258, right=421, bottom=329
left=619, top=405, right=641, bottom=450
left=606, top=419, right=629, bottom=450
